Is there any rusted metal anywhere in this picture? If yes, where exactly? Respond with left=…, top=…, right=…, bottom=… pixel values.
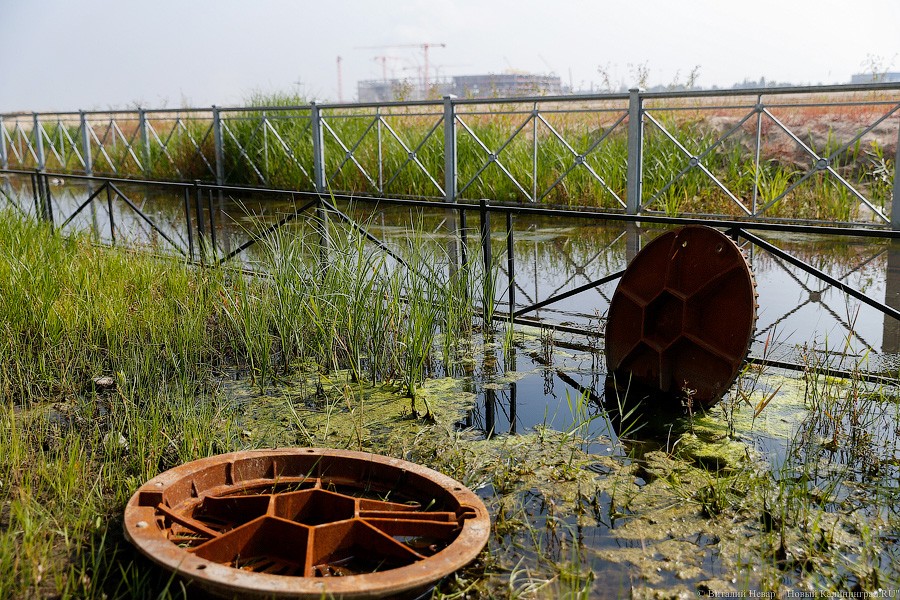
left=605, top=225, right=757, bottom=407
left=124, top=448, right=490, bottom=599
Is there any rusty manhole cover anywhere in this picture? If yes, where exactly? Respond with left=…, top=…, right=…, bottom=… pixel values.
left=606, top=225, right=757, bottom=407
left=124, top=448, right=490, bottom=599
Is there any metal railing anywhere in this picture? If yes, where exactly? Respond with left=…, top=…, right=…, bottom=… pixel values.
left=3, top=83, right=899, bottom=227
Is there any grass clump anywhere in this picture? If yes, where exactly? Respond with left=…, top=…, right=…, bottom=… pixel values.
left=0, top=207, right=486, bottom=596
left=221, top=207, right=481, bottom=405
left=0, top=212, right=241, bottom=598
left=0, top=214, right=221, bottom=401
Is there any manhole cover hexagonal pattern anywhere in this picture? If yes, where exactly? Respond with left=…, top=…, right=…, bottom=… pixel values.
left=606, top=225, right=757, bottom=407
left=124, top=448, right=490, bottom=599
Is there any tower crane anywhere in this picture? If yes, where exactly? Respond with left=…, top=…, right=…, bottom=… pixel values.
left=354, top=42, right=446, bottom=89
left=372, top=55, right=403, bottom=82
left=336, top=56, right=343, bottom=102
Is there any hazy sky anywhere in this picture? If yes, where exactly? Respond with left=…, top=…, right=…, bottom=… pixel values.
left=1, top=0, right=898, bottom=112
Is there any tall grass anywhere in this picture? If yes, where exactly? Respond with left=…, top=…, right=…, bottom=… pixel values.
left=224, top=207, right=481, bottom=399
left=0, top=215, right=219, bottom=400
left=0, top=206, right=483, bottom=596
left=0, top=212, right=238, bottom=598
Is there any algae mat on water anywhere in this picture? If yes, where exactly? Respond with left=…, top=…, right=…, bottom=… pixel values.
left=225, top=364, right=900, bottom=598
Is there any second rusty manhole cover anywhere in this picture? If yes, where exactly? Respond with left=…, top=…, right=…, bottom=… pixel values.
left=605, top=225, right=757, bottom=407
left=124, top=448, right=490, bottom=599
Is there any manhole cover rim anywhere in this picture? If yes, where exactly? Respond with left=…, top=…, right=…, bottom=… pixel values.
left=124, top=447, right=490, bottom=598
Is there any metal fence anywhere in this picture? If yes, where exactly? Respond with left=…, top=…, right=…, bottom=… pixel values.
left=3, top=83, right=899, bottom=227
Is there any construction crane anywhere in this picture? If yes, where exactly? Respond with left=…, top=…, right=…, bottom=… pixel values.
left=355, top=43, right=446, bottom=90
left=372, top=55, right=403, bottom=82
left=336, top=56, right=343, bottom=102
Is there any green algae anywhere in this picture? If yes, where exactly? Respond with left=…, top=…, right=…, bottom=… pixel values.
left=225, top=366, right=727, bottom=594
left=483, top=367, right=539, bottom=389
left=668, top=373, right=810, bottom=471
left=225, top=368, right=477, bottom=450
left=218, top=352, right=900, bottom=598
left=699, top=374, right=808, bottom=436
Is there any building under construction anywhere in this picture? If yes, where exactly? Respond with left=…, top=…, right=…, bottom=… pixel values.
left=357, top=72, right=564, bottom=103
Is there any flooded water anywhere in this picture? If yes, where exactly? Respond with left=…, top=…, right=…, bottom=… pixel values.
left=8, top=177, right=899, bottom=334
left=5, top=177, right=900, bottom=360
left=5, top=172, right=900, bottom=595
left=3, top=172, right=899, bottom=442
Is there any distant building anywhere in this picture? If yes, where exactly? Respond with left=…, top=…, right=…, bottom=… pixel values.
left=451, top=73, right=563, bottom=98
left=730, top=77, right=794, bottom=90
left=357, top=80, right=402, bottom=103
left=850, top=72, right=900, bottom=84
left=357, top=72, right=563, bottom=103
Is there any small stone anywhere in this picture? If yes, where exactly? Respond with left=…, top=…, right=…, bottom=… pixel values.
left=93, top=376, right=115, bottom=389
left=857, top=202, right=878, bottom=223
left=135, top=521, right=148, bottom=529
left=103, top=432, right=128, bottom=450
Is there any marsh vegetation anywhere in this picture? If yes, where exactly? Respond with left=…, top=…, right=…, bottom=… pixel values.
left=1, top=208, right=899, bottom=598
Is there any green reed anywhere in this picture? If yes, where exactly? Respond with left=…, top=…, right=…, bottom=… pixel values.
left=0, top=206, right=484, bottom=597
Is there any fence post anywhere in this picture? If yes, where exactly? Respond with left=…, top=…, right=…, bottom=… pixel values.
left=106, top=183, right=116, bottom=245
left=480, top=198, right=493, bottom=326
left=212, top=106, right=225, bottom=186
left=532, top=101, right=538, bottom=202
left=139, top=108, right=151, bottom=177
left=310, top=102, right=326, bottom=192
left=0, top=115, right=7, bottom=170
left=33, top=112, right=45, bottom=171
left=183, top=186, right=195, bottom=262
left=31, top=171, right=40, bottom=217
left=80, top=111, right=93, bottom=177
left=210, top=106, right=229, bottom=255
left=883, top=242, right=900, bottom=351
left=506, top=211, right=515, bottom=315
left=376, top=106, right=383, bottom=194
left=310, top=102, right=329, bottom=265
left=892, top=121, right=900, bottom=230
left=43, top=172, right=53, bottom=227
left=443, top=95, right=462, bottom=279
left=262, top=110, right=269, bottom=177
left=443, top=95, right=457, bottom=203
left=194, top=180, right=206, bottom=265
left=751, top=94, right=764, bottom=215
left=625, top=88, right=643, bottom=215
left=31, top=113, right=49, bottom=223
left=80, top=110, right=100, bottom=238
left=206, top=188, right=218, bottom=256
